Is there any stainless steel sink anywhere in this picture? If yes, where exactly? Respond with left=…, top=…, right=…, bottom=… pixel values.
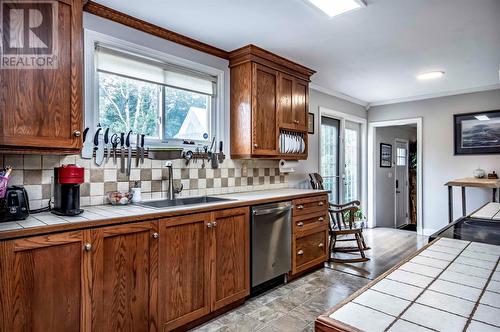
left=136, top=196, right=235, bottom=209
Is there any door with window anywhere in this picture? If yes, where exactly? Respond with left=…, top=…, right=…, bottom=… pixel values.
left=395, top=139, right=409, bottom=228
left=320, top=117, right=361, bottom=204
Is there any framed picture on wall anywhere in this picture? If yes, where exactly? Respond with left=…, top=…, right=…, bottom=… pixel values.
left=454, top=109, right=500, bottom=155
left=308, top=113, right=315, bottom=134
left=380, top=143, right=392, bottom=167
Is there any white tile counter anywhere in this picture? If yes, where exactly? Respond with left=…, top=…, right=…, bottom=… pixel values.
left=0, top=188, right=328, bottom=238
left=317, top=238, right=500, bottom=332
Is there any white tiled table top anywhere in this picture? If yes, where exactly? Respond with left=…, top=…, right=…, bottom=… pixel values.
left=328, top=238, right=500, bottom=332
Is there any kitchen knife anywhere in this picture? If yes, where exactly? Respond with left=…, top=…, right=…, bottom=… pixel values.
left=135, top=133, right=140, bottom=167
left=110, top=134, right=118, bottom=164
left=126, top=131, right=132, bottom=176
left=140, top=134, right=145, bottom=164
left=94, top=127, right=105, bottom=166
left=104, top=128, right=110, bottom=164
left=81, top=127, right=93, bottom=159
left=120, top=132, right=125, bottom=173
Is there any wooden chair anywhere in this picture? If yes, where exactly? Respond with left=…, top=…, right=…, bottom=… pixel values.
left=309, top=173, right=370, bottom=263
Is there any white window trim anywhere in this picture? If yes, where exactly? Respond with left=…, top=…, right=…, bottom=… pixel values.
left=84, top=29, right=225, bottom=149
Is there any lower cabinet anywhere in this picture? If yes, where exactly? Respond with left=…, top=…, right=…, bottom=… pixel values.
left=90, top=222, right=159, bottom=332
left=0, top=230, right=91, bottom=332
left=159, top=207, right=250, bottom=331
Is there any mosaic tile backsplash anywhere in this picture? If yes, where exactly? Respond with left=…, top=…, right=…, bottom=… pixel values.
left=0, top=154, right=288, bottom=209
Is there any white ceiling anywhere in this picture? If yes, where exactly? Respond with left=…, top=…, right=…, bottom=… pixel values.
left=94, top=0, right=500, bottom=106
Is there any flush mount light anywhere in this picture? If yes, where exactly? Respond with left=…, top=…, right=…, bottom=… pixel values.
left=307, top=0, right=367, bottom=17
left=417, top=71, right=445, bottom=80
left=475, top=115, right=490, bottom=121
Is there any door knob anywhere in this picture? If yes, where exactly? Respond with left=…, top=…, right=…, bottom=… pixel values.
left=253, top=143, right=258, bottom=148
left=73, top=130, right=81, bottom=137
left=83, top=243, right=92, bottom=251
left=297, top=205, right=304, bottom=210
left=318, top=243, right=324, bottom=248
left=297, top=222, right=304, bottom=227
left=318, top=202, right=324, bottom=206
left=318, top=217, right=324, bottom=222
left=212, top=221, right=217, bottom=227
left=207, top=222, right=213, bottom=228
left=297, top=250, right=304, bottom=255
left=152, top=232, right=159, bottom=239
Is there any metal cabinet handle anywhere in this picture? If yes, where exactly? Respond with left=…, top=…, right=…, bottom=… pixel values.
left=297, top=222, right=304, bottom=227
left=293, top=120, right=299, bottom=124
left=297, top=250, right=304, bottom=255
left=207, top=222, right=213, bottom=228
left=213, top=221, right=217, bottom=227
left=83, top=243, right=92, bottom=251
left=73, top=130, right=81, bottom=137
left=297, top=205, right=304, bottom=210
left=318, top=217, right=324, bottom=222
left=152, top=232, right=159, bottom=239
left=318, top=201, right=324, bottom=206
left=318, top=243, right=324, bottom=248
left=254, top=143, right=258, bottom=148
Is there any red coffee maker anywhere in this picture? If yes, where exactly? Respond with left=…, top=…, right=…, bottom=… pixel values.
left=52, top=164, right=84, bottom=216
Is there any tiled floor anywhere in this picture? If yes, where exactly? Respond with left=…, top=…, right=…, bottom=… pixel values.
left=328, top=237, right=500, bottom=332
left=192, top=228, right=425, bottom=332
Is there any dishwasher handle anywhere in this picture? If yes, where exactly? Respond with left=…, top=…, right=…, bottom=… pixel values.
left=253, top=205, right=292, bottom=216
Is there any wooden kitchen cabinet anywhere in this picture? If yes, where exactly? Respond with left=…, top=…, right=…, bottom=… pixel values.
left=211, top=207, right=250, bottom=310
left=0, top=230, right=91, bottom=332
left=0, top=0, right=83, bottom=154
left=230, top=44, right=315, bottom=159
left=90, top=222, right=159, bottom=332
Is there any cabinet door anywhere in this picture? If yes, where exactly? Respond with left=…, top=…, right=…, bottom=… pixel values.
left=278, top=73, right=295, bottom=130
left=293, top=79, right=309, bottom=132
left=91, top=222, right=158, bottom=332
left=0, top=0, right=83, bottom=151
left=159, top=213, right=212, bottom=331
left=211, top=208, right=250, bottom=311
left=252, top=63, right=278, bottom=155
left=0, top=231, right=90, bottom=332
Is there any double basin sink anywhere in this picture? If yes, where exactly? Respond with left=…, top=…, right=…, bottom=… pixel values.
left=136, top=196, right=234, bottom=209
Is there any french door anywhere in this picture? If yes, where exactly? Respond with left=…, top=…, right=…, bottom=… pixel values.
left=320, top=116, right=361, bottom=204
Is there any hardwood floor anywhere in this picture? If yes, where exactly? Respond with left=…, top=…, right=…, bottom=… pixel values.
left=192, top=227, right=427, bottom=331
left=326, top=227, right=428, bottom=280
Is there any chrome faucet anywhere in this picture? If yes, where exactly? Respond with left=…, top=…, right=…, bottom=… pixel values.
left=165, top=161, right=183, bottom=200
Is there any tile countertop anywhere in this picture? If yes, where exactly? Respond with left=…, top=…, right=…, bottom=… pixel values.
left=0, top=188, right=328, bottom=240
left=316, top=238, right=500, bottom=332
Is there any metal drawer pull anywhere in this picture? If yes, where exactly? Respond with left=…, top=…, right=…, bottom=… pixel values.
left=73, top=130, right=81, bottom=137
left=318, top=243, right=324, bottom=248
left=207, top=222, right=213, bottom=228
left=213, top=221, right=217, bottom=227
left=297, top=205, right=304, bottom=210
left=318, top=201, right=324, bottom=206
left=297, top=222, right=304, bottom=227
left=318, top=217, right=324, bottom=222
left=297, top=250, right=304, bottom=255
left=152, top=232, right=159, bottom=239
left=83, top=243, right=92, bottom=251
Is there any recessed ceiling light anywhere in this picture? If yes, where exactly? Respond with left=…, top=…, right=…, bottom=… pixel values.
left=417, top=71, right=445, bottom=80
left=475, top=115, right=490, bottom=121
left=307, top=0, right=367, bottom=17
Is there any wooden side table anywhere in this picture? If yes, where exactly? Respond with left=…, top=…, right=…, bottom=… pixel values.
left=445, top=177, right=500, bottom=223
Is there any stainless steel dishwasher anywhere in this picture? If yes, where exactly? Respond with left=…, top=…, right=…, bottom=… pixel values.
left=251, top=201, right=292, bottom=289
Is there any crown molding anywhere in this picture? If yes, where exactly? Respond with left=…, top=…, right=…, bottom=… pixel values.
left=368, top=83, right=500, bottom=107
left=309, top=83, right=369, bottom=108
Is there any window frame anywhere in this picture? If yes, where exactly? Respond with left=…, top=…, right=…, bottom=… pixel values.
left=84, top=30, right=225, bottom=150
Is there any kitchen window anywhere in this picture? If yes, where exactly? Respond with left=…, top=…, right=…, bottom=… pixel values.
left=90, top=43, right=219, bottom=147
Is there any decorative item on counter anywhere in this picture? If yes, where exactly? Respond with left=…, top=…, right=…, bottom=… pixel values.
left=107, top=190, right=134, bottom=205
left=473, top=167, right=486, bottom=178
left=131, top=181, right=142, bottom=203
left=488, top=171, right=498, bottom=179
left=0, top=166, right=12, bottom=198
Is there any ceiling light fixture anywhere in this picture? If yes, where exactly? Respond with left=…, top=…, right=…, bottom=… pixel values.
left=475, top=115, right=490, bottom=121
left=417, top=71, right=445, bottom=80
left=307, top=0, right=367, bottom=17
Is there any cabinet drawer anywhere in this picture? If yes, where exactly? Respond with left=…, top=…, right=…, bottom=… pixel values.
left=293, top=195, right=328, bottom=216
left=293, top=211, right=328, bottom=234
left=293, top=229, right=328, bottom=274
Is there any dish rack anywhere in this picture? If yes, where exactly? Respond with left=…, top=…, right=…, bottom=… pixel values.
left=279, top=130, right=306, bottom=155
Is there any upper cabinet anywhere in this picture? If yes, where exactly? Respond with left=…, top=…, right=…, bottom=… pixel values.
left=229, top=45, right=315, bottom=160
left=0, top=0, right=83, bottom=154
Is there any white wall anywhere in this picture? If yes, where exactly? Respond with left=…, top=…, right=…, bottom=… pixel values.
left=290, top=88, right=367, bottom=188
left=375, top=126, right=417, bottom=228
left=369, top=89, right=500, bottom=235
left=83, top=13, right=231, bottom=154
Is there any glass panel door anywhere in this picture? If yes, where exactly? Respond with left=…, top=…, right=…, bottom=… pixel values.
left=320, top=116, right=340, bottom=203
left=343, top=121, right=361, bottom=203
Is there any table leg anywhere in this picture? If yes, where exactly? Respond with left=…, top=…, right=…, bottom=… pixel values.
left=493, top=188, right=498, bottom=203
left=448, top=186, right=453, bottom=223
left=461, top=186, right=466, bottom=217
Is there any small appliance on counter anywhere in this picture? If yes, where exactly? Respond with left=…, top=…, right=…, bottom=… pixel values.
left=52, top=164, right=84, bottom=216
left=0, top=186, right=30, bottom=222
